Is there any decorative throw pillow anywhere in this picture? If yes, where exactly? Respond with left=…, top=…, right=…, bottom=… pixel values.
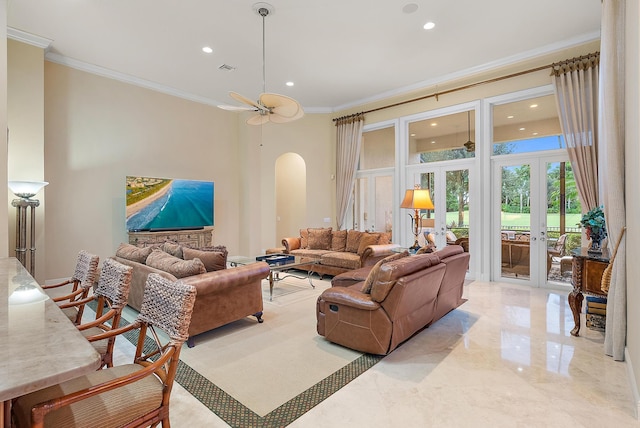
left=378, top=232, right=392, bottom=245
left=115, top=243, right=153, bottom=264
left=183, top=247, right=226, bottom=272
left=361, top=251, right=409, bottom=294
left=331, top=229, right=348, bottom=251
left=194, top=244, right=229, bottom=258
left=300, top=229, right=309, bottom=249
left=357, top=233, right=380, bottom=256
left=345, top=230, right=363, bottom=253
left=307, top=227, right=332, bottom=250
left=162, top=241, right=183, bottom=259
left=146, top=249, right=206, bottom=278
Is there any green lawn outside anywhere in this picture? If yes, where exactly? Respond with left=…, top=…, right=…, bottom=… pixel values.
left=445, top=211, right=582, bottom=230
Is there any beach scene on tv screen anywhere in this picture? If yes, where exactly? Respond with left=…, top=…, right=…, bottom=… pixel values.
left=126, top=176, right=214, bottom=231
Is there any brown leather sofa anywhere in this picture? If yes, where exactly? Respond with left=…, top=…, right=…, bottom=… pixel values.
left=282, top=228, right=398, bottom=277
left=316, top=245, right=470, bottom=355
left=114, top=243, right=269, bottom=347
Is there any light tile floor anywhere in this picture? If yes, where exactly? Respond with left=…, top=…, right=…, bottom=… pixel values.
left=115, top=280, right=640, bottom=427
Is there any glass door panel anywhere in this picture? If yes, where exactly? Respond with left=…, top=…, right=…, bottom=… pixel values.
left=446, top=168, right=470, bottom=248
left=499, top=163, right=532, bottom=280
left=545, top=160, right=581, bottom=286
left=354, top=177, right=368, bottom=231
left=416, top=172, right=436, bottom=247
left=374, top=175, right=393, bottom=234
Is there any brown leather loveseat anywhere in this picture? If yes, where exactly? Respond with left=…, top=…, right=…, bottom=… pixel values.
left=316, top=246, right=469, bottom=355
left=114, top=242, right=269, bottom=347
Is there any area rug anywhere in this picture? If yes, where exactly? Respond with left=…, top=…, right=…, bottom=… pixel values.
left=100, top=275, right=384, bottom=427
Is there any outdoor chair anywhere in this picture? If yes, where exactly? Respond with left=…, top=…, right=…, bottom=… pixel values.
left=548, top=233, right=567, bottom=261
left=12, top=273, right=196, bottom=428
left=42, top=250, right=100, bottom=324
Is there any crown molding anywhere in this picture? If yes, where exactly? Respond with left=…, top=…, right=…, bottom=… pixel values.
left=45, top=52, right=227, bottom=108
left=332, top=30, right=601, bottom=113
left=7, top=27, right=53, bottom=49
left=39, top=30, right=599, bottom=115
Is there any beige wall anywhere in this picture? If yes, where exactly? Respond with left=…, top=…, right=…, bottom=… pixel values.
left=7, top=40, right=45, bottom=280
left=246, top=112, right=334, bottom=254
left=35, top=60, right=334, bottom=277
left=43, top=62, right=242, bottom=279
left=625, top=0, right=640, bottom=407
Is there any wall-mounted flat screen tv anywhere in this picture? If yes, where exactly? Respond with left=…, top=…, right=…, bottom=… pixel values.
left=125, top=176, right=214, bottom=232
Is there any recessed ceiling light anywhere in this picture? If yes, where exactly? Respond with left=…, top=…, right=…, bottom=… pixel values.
left=431, top=140, right=436, bottom=144
left=202, top=46, right=213, bottom=54
left=286, top=81, right=294, bottom=87
left=507, top=115, right=514, bottom=119
left=410, top=133, right=416, bottom=137
left=423, top=21, right=435, bottom=30
left=519, top=127, right=526, bottom=131
left=430, top=122, right=437, bottom=127
left=530, top=104, right=538, bottom=108
left=532, top=132, right=539, bottom=135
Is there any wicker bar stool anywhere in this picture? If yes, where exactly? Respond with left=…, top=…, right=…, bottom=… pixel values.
left=43, top=250, right=100, bottom=325
left=12, top=273, right=197, bottom=428
left=75, top=258, right=133, bottom=369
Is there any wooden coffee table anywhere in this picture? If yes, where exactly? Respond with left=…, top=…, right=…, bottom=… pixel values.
left=228, top=255, right=318, bottom=300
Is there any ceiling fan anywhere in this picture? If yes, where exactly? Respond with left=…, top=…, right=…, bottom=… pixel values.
left=218, top=3, right=304, bottom=125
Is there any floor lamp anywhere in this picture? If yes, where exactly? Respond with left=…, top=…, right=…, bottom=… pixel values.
left=400, top=185, right=434, bottom=252
left=8, top=181, right=48, bottom=276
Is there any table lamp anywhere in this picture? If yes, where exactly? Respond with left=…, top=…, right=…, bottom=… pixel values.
left=400, top=185, right=434, bottom=252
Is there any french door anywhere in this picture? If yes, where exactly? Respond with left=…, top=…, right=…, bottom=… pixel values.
left=492, top=152, right=574, bottom=287
left=353, top=169, right=394, bottom=233
left=406, top=160, right=474, bottom=272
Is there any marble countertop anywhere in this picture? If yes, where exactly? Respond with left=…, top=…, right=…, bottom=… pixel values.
left=0, top=258, right=101, bottom=402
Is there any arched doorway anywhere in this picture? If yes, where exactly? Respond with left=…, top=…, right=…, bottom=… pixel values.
left=275, top=153, right=306, bottom=241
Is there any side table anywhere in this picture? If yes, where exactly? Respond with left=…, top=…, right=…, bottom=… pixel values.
left=568, top=247, right=610, bottom=336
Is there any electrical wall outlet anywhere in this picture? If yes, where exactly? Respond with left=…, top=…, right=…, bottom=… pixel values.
left=323, top=217, right=331, bottom=223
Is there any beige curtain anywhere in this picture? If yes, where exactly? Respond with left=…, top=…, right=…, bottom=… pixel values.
left=335, top=114, right=364, bottom=229
left=600, top=0, right=626, bottom=361
left=552, top=52, right=600, bottom=211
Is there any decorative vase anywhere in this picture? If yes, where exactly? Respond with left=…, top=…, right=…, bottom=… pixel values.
left=588, top=229, right=604, bottom=254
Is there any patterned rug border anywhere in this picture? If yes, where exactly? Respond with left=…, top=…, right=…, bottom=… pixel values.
left=92, top=301, right=384, bottom=427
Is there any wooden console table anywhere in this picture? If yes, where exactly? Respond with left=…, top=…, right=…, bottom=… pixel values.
left=568, top=247, right=610, bottom=336
left=128, top=228, right=214, bottom=248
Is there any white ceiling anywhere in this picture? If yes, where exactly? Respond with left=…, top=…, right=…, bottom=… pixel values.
left=8, top=0, right=602, bottom=113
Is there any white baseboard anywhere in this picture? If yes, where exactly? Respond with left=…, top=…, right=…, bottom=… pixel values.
left=625, top=347, right=640, bottom=419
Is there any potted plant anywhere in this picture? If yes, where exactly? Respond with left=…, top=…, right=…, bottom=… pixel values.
left=578, top=206, right=607, bottom=253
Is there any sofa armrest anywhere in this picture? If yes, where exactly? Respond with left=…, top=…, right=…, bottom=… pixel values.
left=180, top=262, right=270, bottom=296
left=282, top=237, right=301, bottom=253
left=360, top=244, right=401, bottom=267
left=320, top=287, right=381, bottom=311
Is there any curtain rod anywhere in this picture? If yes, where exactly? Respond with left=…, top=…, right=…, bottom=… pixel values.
left=332, top=52, right=599, bottom=123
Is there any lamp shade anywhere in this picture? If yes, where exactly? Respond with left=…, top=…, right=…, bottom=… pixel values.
left=8, top=181, right=49, bottom=199
left=400, top=188, right=434, bottom=210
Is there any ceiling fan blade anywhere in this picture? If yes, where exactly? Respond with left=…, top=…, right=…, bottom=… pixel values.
left=230, top=92, right=268, bottom=112
left=268, top=112, right=299, bottom=124
left=217, top=104, right=256, bottom=112
left=246, top=113, right=270, bottom=126
left=260, top=93, right=304, bottom=119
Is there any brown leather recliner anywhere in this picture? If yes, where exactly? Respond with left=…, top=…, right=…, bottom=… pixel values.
left=317, top=246, right=470, bottom=355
